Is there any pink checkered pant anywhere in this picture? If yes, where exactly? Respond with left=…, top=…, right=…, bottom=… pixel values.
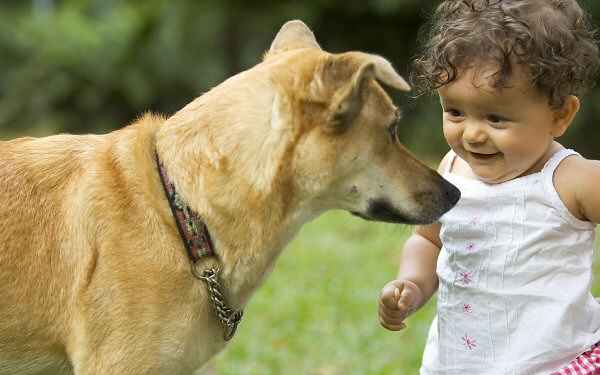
left=551, top=344, right=600, bottom=375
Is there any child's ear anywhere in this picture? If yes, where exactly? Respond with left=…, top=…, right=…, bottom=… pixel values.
left=552, top=95, right=580, bottom=138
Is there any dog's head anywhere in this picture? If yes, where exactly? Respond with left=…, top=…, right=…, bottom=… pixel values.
left=263, top=20, right=459, bottom=224
left=159, top=20, right=459, bottom=225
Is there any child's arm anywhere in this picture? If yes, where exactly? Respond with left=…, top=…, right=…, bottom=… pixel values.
left=378, top=151, right=453, bottom=331
left=398, top=223, right=443, bottom=304
left=555, top=157, right=600, bottom=224
left=574, top=159, right=600, bottom=224
left=378, top=223, right=441, bottom=331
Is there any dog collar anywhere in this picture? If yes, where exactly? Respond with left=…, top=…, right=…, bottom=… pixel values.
left=156, top=155, right=215, bottom=262
left=155, top=153, right=243, bottom=340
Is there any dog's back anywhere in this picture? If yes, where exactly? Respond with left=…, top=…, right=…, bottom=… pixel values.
left=0, top=134, right=99, bottom=373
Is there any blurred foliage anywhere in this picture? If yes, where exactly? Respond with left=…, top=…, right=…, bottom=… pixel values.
left=0, top=0, right=599, bottom=159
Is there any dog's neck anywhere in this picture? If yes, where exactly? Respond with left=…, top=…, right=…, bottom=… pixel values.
left=155, top=147, right=320, bottom=309
left=153, top=77, right=324, bottom=308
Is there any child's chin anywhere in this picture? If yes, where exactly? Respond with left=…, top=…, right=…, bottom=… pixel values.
left=470, top=168, right=508, bottom=184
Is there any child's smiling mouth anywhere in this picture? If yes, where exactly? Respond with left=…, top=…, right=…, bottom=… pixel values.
left=469, top=151, right=501, bottom=160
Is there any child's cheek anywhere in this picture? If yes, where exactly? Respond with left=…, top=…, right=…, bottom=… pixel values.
left=443, top=122, right=462, bottom=149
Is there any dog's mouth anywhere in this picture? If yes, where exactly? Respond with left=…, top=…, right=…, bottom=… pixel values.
left=350, top=199, right=410, bottom=224
left=350, top=211, right=376, bottom=221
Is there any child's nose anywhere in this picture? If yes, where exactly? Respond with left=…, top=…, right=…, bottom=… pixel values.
left=462, top=120, right=487, bottom=144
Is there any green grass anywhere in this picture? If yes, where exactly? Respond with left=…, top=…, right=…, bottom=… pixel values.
left=214, top=211, right=600, bottom=374
left=214, top=211, right=420, bottom=374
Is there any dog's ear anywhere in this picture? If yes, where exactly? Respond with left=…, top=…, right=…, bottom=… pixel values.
left=365, top=53, right=411, bottom=92
left=324, top=53, right=410, bottom=133
left=326, top=62, right=375, bottom=133
left=266, top=20, right=321, bottom=57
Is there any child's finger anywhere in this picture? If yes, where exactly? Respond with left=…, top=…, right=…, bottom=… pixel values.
left=380, top=283, right=404, bottom=310
left=379, top=318, right=407, bottom=331
left=379, top=305, right=407, bottom=324
left=397, top=286, right=416, bottom=312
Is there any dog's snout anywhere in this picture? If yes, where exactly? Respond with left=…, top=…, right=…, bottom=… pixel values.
left=442, top=178, right=461, bottom=208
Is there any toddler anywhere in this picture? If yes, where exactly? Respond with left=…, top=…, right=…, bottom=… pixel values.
left=378, top=1, right=600, bottom=374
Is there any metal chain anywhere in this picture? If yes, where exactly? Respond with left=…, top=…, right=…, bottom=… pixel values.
left=157, top=156, right=241, bottom=340
left=193, top=266, right=244, bottom=341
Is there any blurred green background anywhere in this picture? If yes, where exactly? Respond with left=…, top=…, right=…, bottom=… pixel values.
left=1, top=1, right=599, bottom=374
left=1, top=0, right=599, bottom=159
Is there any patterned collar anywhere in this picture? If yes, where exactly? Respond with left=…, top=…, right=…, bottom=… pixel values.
left=155, top=153, right=243, bottom=341
left=156, top=154, right=215, bottom=262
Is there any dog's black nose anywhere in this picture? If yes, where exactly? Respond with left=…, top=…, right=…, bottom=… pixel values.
left=442, top=178, right=461, bottom=208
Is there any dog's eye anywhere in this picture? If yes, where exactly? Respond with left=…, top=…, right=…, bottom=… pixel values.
left=387, top=122, right=398, bottom=141
left=387, top=110, right=402, bottom=142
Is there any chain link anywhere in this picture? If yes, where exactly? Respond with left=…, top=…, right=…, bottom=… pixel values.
left=157, top=156, right=241, bottom=341
left=193, top=266, right=244, bottom=341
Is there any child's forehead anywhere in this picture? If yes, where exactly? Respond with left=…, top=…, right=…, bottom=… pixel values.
left=438, top=63, right=546, bottom=107
left=465, top=61, right=529, bottom=88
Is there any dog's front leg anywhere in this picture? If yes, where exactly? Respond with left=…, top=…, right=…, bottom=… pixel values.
left=68, top=318, right=218, bottom=375
left=71, top=348, right=164, bottom=375
left=72, top=350, right=211, bottom=375
left=69, top=329, right=191, bottom=375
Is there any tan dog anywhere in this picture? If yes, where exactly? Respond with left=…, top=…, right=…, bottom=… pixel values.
left=0, top=20, right=459, bottom=374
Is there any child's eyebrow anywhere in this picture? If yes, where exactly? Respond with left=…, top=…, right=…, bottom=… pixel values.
left=438, top=96, right=458, bottom=110
left=439, top=91, right=515, bottom=114
left=438, top=95, right=449, bottom=107
left=438, top=96, right=445, bottom=109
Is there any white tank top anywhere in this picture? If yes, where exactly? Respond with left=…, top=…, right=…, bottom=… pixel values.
left=421, top=149, right=600, bottom=375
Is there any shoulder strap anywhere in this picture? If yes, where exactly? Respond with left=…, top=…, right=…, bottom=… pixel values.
left=540, top=148, right=592, bottom=229
left=541, top=148, right=579, bottom=177
left=444, top=150, right=457, bottom=174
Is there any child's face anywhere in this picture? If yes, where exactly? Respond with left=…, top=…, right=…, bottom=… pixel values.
left=438, top=64, right=564, bottom=184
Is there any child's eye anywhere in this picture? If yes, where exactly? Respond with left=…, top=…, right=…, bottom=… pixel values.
left=444, top=109, right=464, bottom=119
left=487, top=114, right=509, bottom=124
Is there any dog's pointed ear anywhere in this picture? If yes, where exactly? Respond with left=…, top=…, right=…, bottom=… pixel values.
left=366, top=53, right=411, bottom=92
left=326, top=62, right=375, bottom=133
left=267, top=20, right=321, bottom=57
left=323, top=53, right=410, bottom=133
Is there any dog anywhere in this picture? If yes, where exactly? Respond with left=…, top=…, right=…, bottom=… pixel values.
left=0, top=20, right=459, bottom=374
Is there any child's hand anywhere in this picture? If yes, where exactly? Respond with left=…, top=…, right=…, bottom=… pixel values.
left=378, top=279, right=423, bottom=331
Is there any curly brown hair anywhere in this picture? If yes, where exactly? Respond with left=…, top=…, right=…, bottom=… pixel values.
left=413, top=0, right=600, bottom=108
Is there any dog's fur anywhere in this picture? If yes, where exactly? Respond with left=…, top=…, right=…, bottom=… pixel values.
left=0, top=21, right=459, bottom=374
